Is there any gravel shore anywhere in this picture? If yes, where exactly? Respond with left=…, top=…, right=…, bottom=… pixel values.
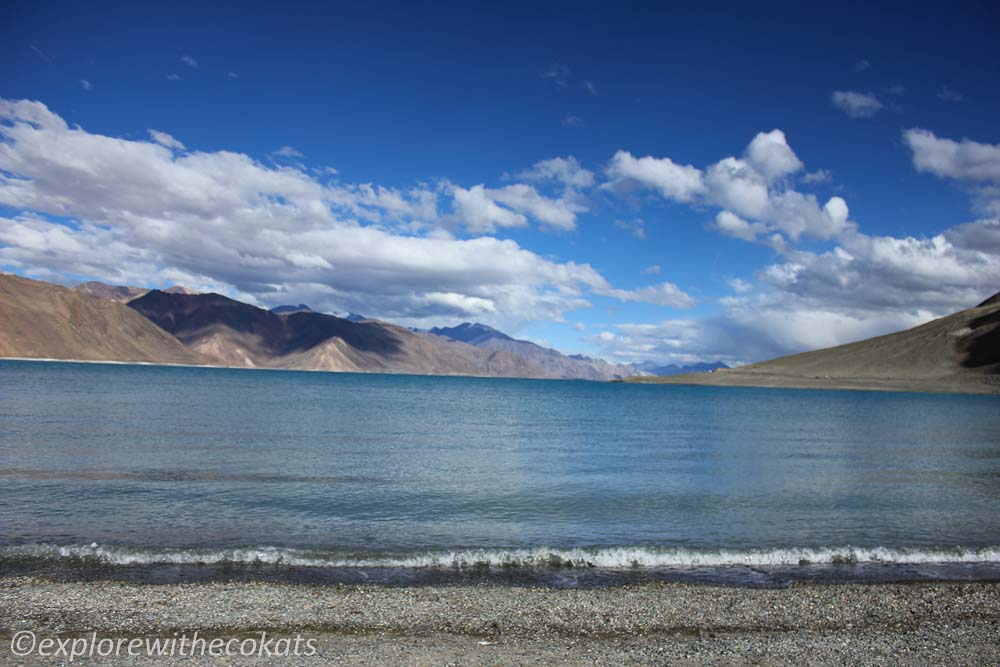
left=2, top=577, right=998, bottom=664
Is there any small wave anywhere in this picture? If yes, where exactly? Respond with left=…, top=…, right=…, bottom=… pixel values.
left=3, top=543, right=1000, bottom=570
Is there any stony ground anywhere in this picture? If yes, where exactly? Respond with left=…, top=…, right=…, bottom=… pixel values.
left=1, top=577, right=998, bottom=664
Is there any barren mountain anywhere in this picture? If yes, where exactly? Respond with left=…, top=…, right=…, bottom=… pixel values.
left=629, top=293, right=1000, bottom=394
left=128, top=290, right=550, bottom=377
left=73, top=281, right=198, bottom=302
left=72, top=281, right=150, bottom=302
left=0, top=275, right=210, bottom=365
left=430, top=322, right=644, bottom=381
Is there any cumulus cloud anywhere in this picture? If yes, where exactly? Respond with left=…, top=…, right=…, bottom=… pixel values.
left=905, top=128, right=1000, bottom=215
left=447, top=159, right=590, bottom=234
left=606, top=130, right=851, bottom=244
left=904, top=128, right=1000, bottom=183
left=744, top=130, right=804, bottom=182
left=514, top=156, right=594, bottom=189
left=641, top=264, right=661, bottom=276
left=831, top=90, right=884, bottom=118
left=181, top=55, right=198, bottom=68
left=594, top=125, right=1000, bottom=365
left=596, top=219, right=1000, bottom=366
left=0, top=98, right=681, bottom=329
left=604, top=150, right=706, bottom=202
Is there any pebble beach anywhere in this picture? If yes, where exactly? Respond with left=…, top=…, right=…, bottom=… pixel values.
left=2, top=577, right=998, bottom=665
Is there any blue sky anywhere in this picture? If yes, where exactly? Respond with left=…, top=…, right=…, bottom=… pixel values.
left=2, top=1, right=999, bottom=365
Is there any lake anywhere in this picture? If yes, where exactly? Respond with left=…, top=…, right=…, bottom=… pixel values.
left=1, top=359, right=998, bottom=587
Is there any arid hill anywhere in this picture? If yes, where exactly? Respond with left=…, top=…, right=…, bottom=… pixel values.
left=628, top=293, right=1000, bottom=394
left=0, top=275, right=210, bottom=365
left=127, top=290, right=550, bottom=377
left=72, top=281, right=196, bottom=302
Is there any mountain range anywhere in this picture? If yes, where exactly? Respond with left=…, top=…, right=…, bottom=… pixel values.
left=0, top=275, right=640, bottom=380
left=3, top=274, right=996, bottom=392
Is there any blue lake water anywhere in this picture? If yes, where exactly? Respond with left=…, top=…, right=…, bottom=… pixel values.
left=1, top=359, right=999, bottom=587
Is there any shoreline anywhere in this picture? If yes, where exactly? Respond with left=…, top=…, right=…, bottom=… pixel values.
left=626, top=371, right=1000, bottom=395
left=2, top=577, right=998, bottom=664
left=5, top=356, right=999, bottom=395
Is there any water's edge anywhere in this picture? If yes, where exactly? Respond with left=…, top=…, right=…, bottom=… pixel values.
left=4, top=543, right=1000, bottom=589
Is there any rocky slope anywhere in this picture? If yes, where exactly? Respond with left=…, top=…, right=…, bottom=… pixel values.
left=0, top=275, right=209, bottom=365
left=629, top=293, right=1000, bottom=394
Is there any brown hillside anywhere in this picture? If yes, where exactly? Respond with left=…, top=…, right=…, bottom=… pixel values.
left=629, top=294, right=1000, bottom=394
left=0, top=275, right=209, bottom=365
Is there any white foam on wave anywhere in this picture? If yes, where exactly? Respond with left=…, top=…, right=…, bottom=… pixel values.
left=4, top=543, right=1000, bottom=569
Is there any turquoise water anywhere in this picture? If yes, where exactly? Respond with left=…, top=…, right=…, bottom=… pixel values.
left=1, top=359, right=999, bottom=586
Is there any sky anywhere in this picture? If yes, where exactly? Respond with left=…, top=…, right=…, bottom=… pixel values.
left=1, top=1, right=999, bottom=366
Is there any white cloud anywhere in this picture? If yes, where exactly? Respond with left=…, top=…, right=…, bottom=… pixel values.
left=273, top=145, right=304, bottom=159
left=606, top=131, right=854, bottom=245
left=641, top=264, right=661, bottom=276
left=227, top=71, right=238, bottom=80
left=594, top=124, right=1000, bottom=365
left=728, top=278, right=752, bottom=293
left=803, top=169, right=832, bottom=184
left=147, top=129, right=185, bottom=151
left=713, top=210, right=763, bottom=242
left=80, top=80, right=92, bottom=92
left=166, top=73, right=181, bottom=82
left=0, top=98, right=667, bottom=328
left=604, top=150, right=706, bottom=202
left=448, top=184, right=555, bottom=233
left=831, top=90, right=884, bottom=118
left=905, top=128, right=1000, bottom=215
left=705, top=157, right=769, bottom=218
left=599, top=281, right=696, bottom=309
left=904, top=128, right=1000, bottom=183
left=489, top=184, right=581, bottom=231
left=584, top=80, right=598, bottom=96
left=181, top=55, right=198, bottom=68
left=515, top=157, right=594, bottom=189
left=573, top=322, right=586, bottom=332
left=744, top=130, right=803, bottom=182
